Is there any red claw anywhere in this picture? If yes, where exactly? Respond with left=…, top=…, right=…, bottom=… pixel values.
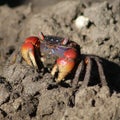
left=63, top=48, right=77, bottom=59
left=24, top=36, right=40, bottom=48
left=52, top=48, right=77, bottom=83
left=21, top=36, right=40, bottom=68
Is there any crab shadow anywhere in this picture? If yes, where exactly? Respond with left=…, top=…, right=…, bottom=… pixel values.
left=100, top=57, right=120, bottom=92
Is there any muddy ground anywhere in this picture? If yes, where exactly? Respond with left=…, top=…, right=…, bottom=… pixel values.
left=0, top=0, right=120, bottom=120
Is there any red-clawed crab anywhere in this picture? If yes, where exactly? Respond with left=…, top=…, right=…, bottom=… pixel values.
left=21, top=32, right=108, bottom=90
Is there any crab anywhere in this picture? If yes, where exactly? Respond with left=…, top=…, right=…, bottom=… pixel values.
left=21, top=32, right=108, bottom=90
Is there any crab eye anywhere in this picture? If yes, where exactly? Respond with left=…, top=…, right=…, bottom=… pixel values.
left=56, top=39, right=59, bottom=42
left=39, top=32, right=45, bottom=40
left=50, top=38, right=54, bottom=42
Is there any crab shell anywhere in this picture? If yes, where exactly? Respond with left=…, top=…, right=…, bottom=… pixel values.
left=21, top=33, right=78, bottom=83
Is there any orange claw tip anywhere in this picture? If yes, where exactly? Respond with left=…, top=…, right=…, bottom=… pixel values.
left=64, top=49, right=77, bottom=59
left=21, top=42, right=37, bottom=67
left=56, top=57, right=75, bottom=82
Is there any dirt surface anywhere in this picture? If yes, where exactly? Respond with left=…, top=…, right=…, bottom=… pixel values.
left=0, top=0, right=120, bottom=120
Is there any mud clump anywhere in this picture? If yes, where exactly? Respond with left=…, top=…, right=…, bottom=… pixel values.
left=0, top=0, right=120, bottom=120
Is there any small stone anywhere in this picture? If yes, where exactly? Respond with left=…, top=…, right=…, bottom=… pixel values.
left=75, top=16, right=90, bottom=29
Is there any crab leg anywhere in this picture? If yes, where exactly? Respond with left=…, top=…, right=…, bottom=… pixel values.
left=69, top=58, right=91, bottom=107
left=72, top=60, right=84, bottom=88
left=81, top=57, right=92, bottom=88
left=95, top=58, right=107, bottom=86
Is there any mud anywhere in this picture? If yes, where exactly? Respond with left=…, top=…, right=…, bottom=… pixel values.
left=0, top=0, right=120, bottom=120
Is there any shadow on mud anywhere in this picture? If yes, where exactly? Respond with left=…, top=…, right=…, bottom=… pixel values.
left=101, top=58, right=120, bottom=92
left=0, top=0, right=26, bottom=7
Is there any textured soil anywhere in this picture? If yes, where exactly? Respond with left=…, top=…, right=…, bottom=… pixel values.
left=0, top=0, right=120, bottom=120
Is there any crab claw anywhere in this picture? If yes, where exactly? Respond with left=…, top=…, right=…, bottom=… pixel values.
left=51, top=48, right=77, bottom=83
left=21, top=36, right=40, bottom=68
